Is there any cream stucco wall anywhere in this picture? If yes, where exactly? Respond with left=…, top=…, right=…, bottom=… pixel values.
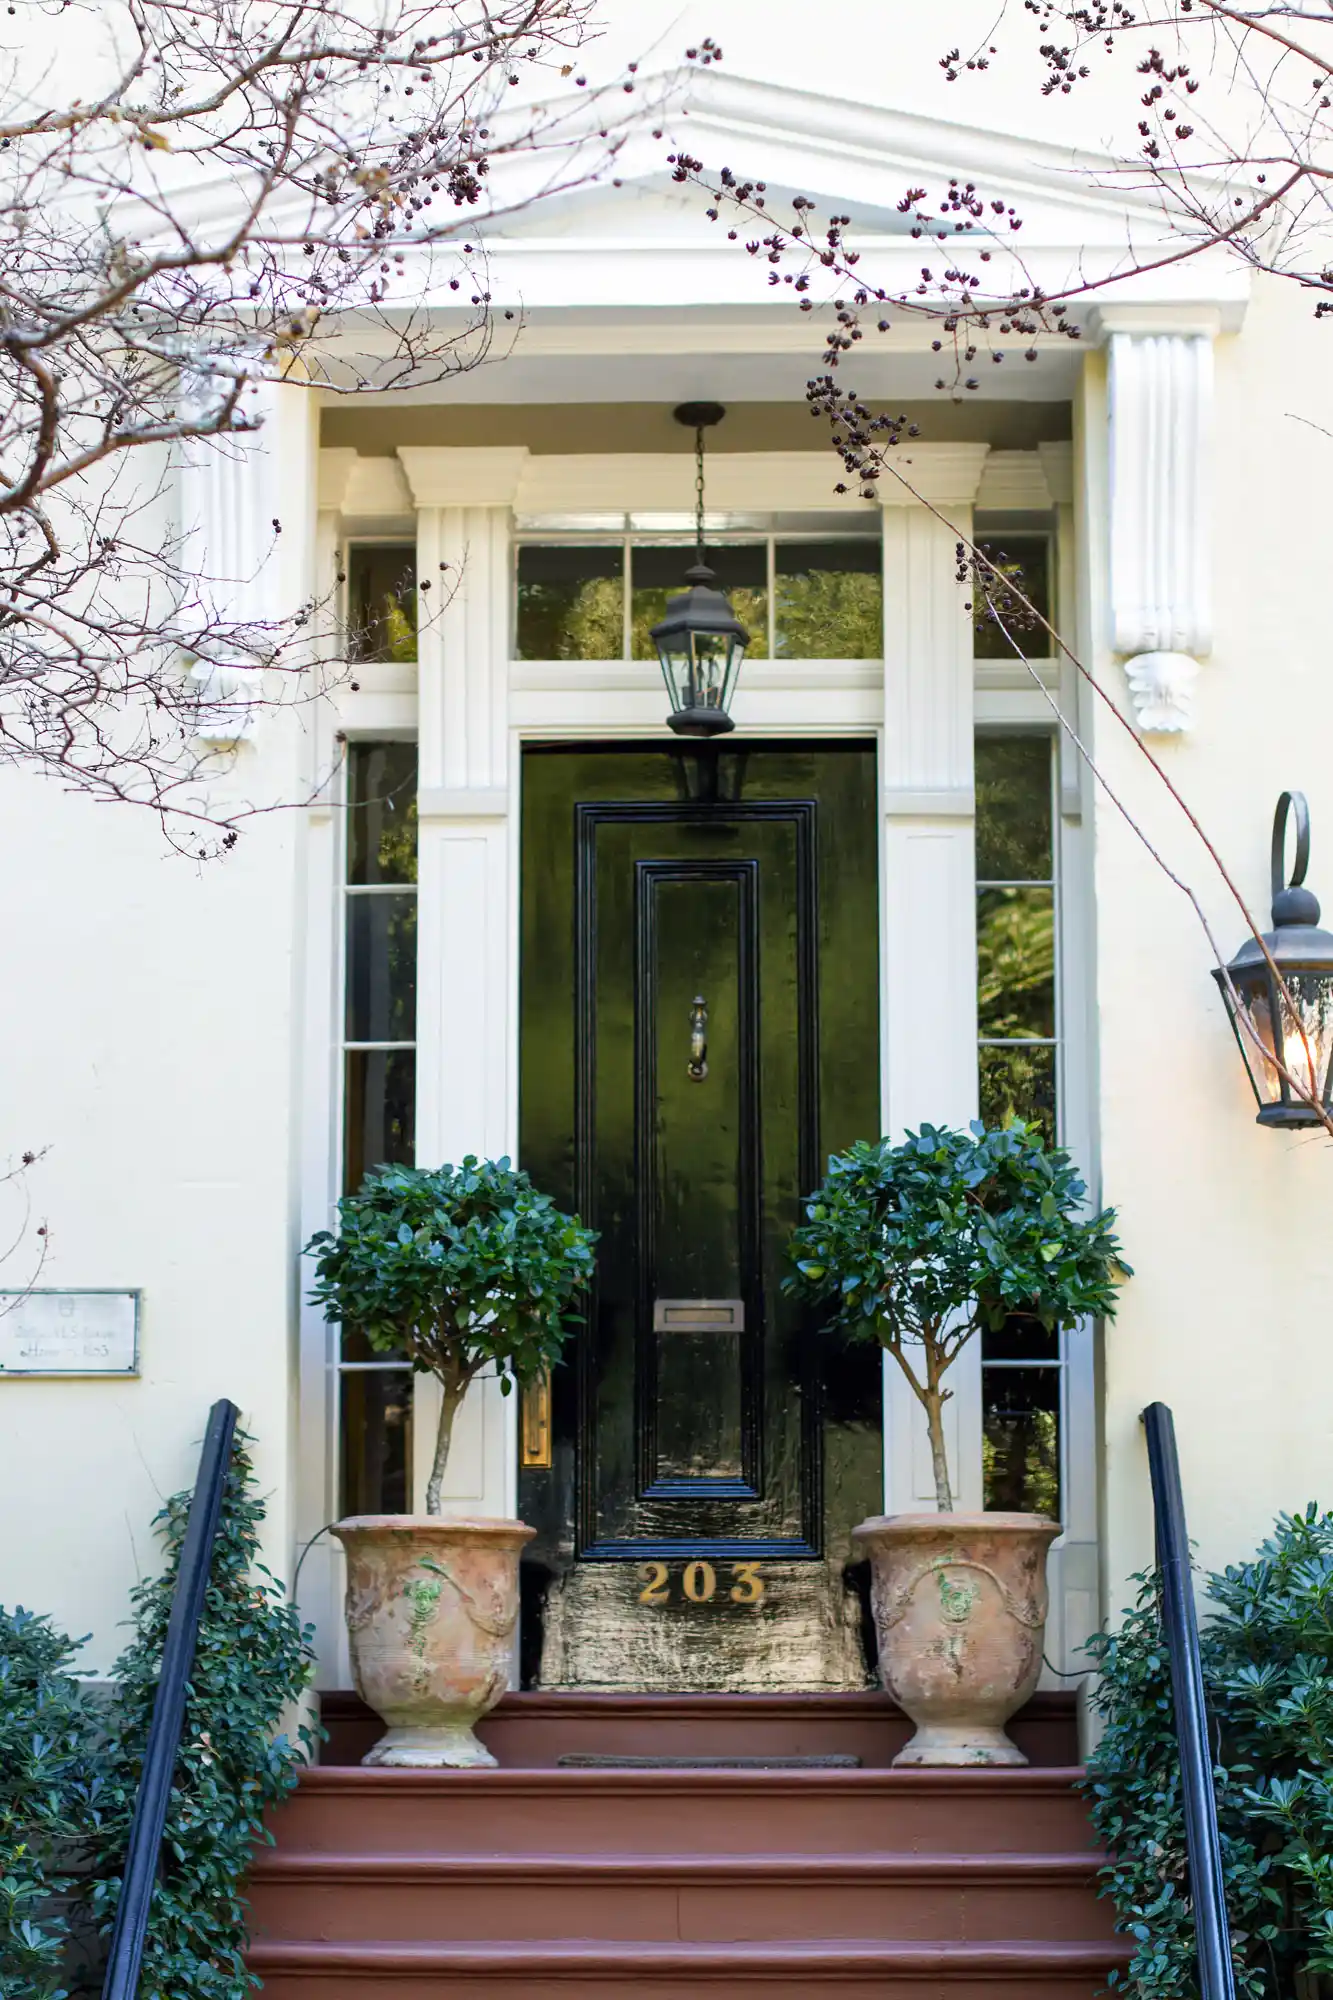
left=1091, top=273, right=1333, bottom=1611
left=0, top=391, right=319, bottom=1673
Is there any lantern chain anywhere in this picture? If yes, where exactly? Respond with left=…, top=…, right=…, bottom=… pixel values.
left=694, top=422, right=706, bottom=565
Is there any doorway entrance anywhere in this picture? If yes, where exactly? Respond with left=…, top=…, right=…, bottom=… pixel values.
left=518, top=742, right=883, bottom=1691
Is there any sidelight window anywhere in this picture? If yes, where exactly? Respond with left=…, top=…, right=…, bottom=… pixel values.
left=338, top=741, right=418, bottom=1514
left=514, top=516, right=883, bottom=662
left=975, top=730, right=1064, bottom=1520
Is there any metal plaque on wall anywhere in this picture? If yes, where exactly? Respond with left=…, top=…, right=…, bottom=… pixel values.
left=0, top=1290, right=140, bottom=1376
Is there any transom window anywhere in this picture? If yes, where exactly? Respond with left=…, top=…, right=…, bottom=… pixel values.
left=514, top=514, right=883, bottom=661
left=972, top=528, right=1053, bottom=659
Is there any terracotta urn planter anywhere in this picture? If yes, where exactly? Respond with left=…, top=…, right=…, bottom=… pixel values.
left=332, top=1515, right=534, bottom=1768
left=855, top=1511, right=1059, bottom=1767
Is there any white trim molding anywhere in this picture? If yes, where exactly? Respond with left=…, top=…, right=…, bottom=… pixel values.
left=319, top=444, right=991, bottom=525
left=1095, top=307, right=1216, bottom=734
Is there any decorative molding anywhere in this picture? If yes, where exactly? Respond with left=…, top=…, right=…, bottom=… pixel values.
left=1088, top=303, right=1228, bottom=341
left=509, top=657, right=882, bottom=695
left=975, top=451, right=1050, bottom=512
left=185, top=665, right=260, bottom=746
left=317, top=446, right=359, bottom=512
left=176, top=374, right=283, bottom=744
left=874, top=443, right=990, bottom=510
left=883, top=787, right=975, bottom=818
left=321, top=445, right=991, bottom=522
left=1122, top=650, right=1201, bottom=734
left=514, top=450, right=880, bottom=517
left=418, top=786, right=510, bottom=820
left=344, top=454, right=414, bottom=522
left=1037, top=441, right=1074, bottom=507
left=1106, top=328, right=1213, bottom=734
left=398, top=446, right=529, bottom=509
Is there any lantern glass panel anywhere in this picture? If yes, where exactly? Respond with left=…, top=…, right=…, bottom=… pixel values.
left=1247, top=971, right=1333, bottom=1109
left=1223, top=962, right=1333, bottom=1116
left=659, top=630, right=744, bottom=718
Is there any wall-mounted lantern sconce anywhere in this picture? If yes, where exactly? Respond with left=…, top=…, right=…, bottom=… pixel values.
left=1213, top=791, right=1333, bottom=1128
left=651, top=403, right=750, bottom=737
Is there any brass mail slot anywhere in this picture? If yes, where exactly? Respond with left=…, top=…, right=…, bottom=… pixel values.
left=653, top=1298, right=745, bottom=1334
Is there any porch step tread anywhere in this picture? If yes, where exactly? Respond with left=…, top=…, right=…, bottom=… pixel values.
left=318, top=1690, right=1082, bottom=1771
left=252, top=1849, right=1104, bottom=1881
left=295, top=1763, right=1089, bottom=1793
left=249, top=1938, right=1132, bottom=1971
left=320, top=1691, right=1077, bottom=1716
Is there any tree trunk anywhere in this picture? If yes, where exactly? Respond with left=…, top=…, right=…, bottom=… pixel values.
left=425, top=1377, right=466, bottom=1516
left=885, top=1332, right=955, bottom=1514
left=922, top=1385, right=954, bottom=1515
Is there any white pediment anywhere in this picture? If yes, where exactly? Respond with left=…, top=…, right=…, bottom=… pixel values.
left=469, top=66, right=1248, bottom=320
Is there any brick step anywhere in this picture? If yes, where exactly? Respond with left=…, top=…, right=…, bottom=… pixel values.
left=247, top=1936, right=1133, bottom=1998
left=247, top=1850, right=1115, bottom=1945
left=320, top=1689, right=1079, bottom=1770
left=271, top=1767, right=1097, bottom=1858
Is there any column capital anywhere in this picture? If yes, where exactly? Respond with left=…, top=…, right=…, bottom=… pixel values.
left=397, top=446, right=529, bottom=509
left=1086, top=303, right=1231, bottom=342
left=877, top=442, right=989, bottom=510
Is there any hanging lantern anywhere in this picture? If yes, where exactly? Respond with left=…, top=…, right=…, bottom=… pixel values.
left=652, top=403, right=750, bottom=737
left=1213, top=791, right=1333, bottom=1128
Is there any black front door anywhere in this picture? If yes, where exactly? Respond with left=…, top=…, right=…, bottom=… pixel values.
left=519, top=743, right=882, bottom=1691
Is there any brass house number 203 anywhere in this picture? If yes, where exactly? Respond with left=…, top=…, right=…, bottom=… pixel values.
left=637, top=1561, right=766, bottom=1606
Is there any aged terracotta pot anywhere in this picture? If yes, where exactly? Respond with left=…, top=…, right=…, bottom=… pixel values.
left=854, top=1511, right=1059, bottom=1767
left=332, top=1515, right=534, bottom=1768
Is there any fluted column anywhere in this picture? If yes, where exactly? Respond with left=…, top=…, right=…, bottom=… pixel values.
left=1098, top=308, right=1217, bottom=732
left=396, top=447, right=528, bottom=1519
left=880, top=446, right=988, bottom=1513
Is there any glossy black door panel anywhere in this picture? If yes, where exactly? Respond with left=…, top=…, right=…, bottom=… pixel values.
left=519, top=745, right=881, bottom=1691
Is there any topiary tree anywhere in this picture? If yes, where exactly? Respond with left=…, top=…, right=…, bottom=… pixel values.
left=306, top=1157, right=597, bottom=1514
left=787, top=1122, right=1126, bottom=1514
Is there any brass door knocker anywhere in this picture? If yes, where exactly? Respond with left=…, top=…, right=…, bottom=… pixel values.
left=687, top=994, right=708, bottom=1080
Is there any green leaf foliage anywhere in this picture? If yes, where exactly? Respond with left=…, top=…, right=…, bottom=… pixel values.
left=786, top=1122, right=1123, bottom=1370
left=0, top=1608, right=100, bottom=2000
left=0, top=1438, right=313, bottom=2000
left=85, top=1434, right=316, bottom=2000
left=1085, top=1505, right=1333, bottom=1997
left=786, top=1123, right=1125, bottom=1511
left=305, top=1156, right=597, bottom=1395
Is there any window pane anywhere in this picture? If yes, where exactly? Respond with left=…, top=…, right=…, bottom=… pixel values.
left=341, top=1367, right=413, bottom=1514
left=979, top=1042, right=1057, bottom=1144
left=775, top=542, right=882, bottom=658
left=344, top=1049, right=415, bottom=1193
left=348, top=743, right=418, bottom=885
left=983, top=1314, right=1060, bottom=1363
left=348, top=545, right=417, bottom=663
left=977, top=888, right=1055, bottom=1039
left=983, top=1365, right=1061, bottom=1518
left=346, top=895, right=417, bottom=1043
left=516, top=544, right=624, bottom=659
left=976, top=736, right=1052, bottom=881
left=630, top=543, right=769, bottom=661
left=973, top=535, right=1051, bottom=660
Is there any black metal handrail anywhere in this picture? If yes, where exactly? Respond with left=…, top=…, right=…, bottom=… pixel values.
left=101, top=1398, right=240, bottom=2000
left=1141, top=1401, right=1236, bottom=2000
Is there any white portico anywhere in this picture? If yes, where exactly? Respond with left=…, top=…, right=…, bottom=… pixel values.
left=13, top=62, right=1332, bottom=1707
